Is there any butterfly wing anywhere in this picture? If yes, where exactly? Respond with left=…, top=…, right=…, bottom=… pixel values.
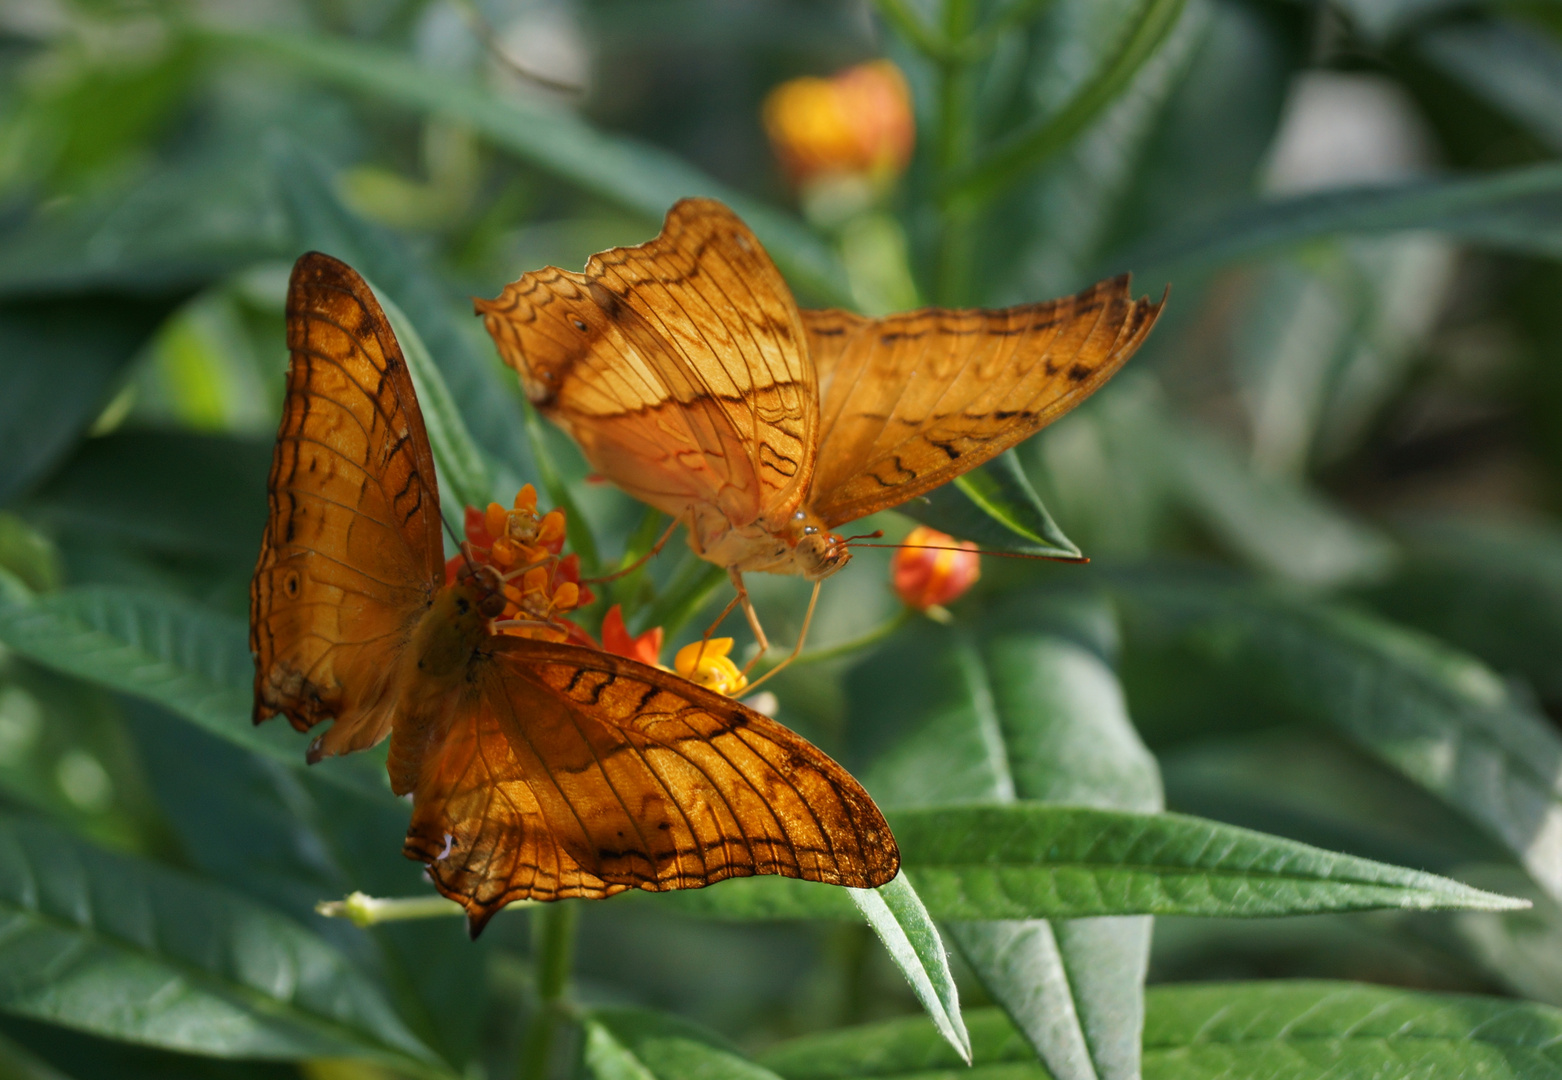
left=251, top=252, right=444, bottom=762
left=393, top=637, right=898, bottom=932
left=804, top=274, right=1164, bottom=527
left=478, top=198, right=817, bottom=534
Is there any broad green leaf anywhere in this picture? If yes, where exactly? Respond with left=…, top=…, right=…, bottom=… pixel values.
left=1356, top=516, right=1562, bottom=699
left=126, top=701, right=485, bottom=1067
left=1419, top=20, right=1562, bottom=151
left=585, top=1008, right=784, bottom=1080
left=1113, top=575, right=1562, bottom=904
left=645, top=802, right=1524, bottom=921
left=0, top=586, right=383, bottom=798
left=1140, top=980, right=1562, bottom=1080
left=848, top=619, right=1158, bottom=1080
left=758, top=983, right=1562, bottom=1080
left=1116, top=162, right=1562, bottom=279
left=891, top=802, right=1524, bottom=920
left=203, top=29, right=852, bottom=306
left=0, top=141, right=288, bottom=297
left=268, top=138, right=533, bottom=488
left=0, top=513, right=60, bottom=594
left=0, top=297, right=175, bottom=505
left=849, top=875, right=970, bottom=1063
left=23, top=430, right=271, bottom=562
left=0, top=1019, right=302, bottom=1080
left=1163, top=421, right=1396, bottom=586
left=0, top=813, right=440, bottom=1069
left=378, top=293, right=492, bottom=519
left=899, top=451, right=1083, bottom=559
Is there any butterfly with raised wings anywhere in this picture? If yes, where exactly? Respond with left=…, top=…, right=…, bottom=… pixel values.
left=478, top=198, right=1164, bottom=668
left=250, top=252, right=899, bottom=934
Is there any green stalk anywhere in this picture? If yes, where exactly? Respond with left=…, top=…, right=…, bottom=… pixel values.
left=943, top=0, right=1186, bottom=210
left=933, top=0, right=981, bottom=305
left=518, top=902, right=580, bottom=1080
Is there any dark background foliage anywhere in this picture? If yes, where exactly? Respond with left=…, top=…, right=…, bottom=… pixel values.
left=6, top=1, right=1562, bottom=1079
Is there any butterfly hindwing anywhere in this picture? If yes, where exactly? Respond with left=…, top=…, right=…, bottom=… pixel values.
left=399, top=637, right=899, bottom=931
left=803, top=274, right=1165, bottom=527
left=250, top=252, right=444, bottom=760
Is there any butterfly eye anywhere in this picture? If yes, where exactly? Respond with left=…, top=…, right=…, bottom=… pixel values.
left=571, top=317, right=588, bottom=332
left=792, top=510, right=806, bottom=521
left=803, top=525, right=819, bottom=536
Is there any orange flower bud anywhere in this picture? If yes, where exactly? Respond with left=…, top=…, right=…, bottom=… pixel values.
left=674, top=638, right=748, bottom=697
left=513, top=484, right=538, bottom=513
left=891, top=526, right=980, bottom=612
left=553, top=581, right=580, bottom=612
left=763, top=60, right=914, bottom=188
left=601, top=604, right=664, bottom=668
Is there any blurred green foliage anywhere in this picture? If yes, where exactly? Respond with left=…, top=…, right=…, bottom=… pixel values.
left=8, top=1, right=1562, bottom=1079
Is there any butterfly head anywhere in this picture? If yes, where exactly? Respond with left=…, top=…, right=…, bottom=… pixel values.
left=786, top=510, right=851, bottom=581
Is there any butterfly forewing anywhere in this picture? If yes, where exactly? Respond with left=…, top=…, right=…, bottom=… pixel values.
left=479, top=199, right=819, bottom=534
left=803, top=274, right=1165, bottom=527
left=250, top=252, right=444, bottom=759
left=401, top=639, right=898, bottom=932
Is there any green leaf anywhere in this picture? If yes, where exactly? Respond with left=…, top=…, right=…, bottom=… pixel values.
left=0, top=813, right=441, bottom=1070
left=758, top=983, right=1562, bottom=1080
left=644, top=802, right=1525, bottom=921
left=1356, top=516, right=1562, bottom=700
left=378, top=293, right=492, bottom=519
left=1140, top=980, right=1562, bottom=1080
left=0, top=586, right=383, bottom=797
left=23, top=430, right=271, bottom=562
left=1116, top=162, right=1562, bottom=279
left=203, top=29, right=852, bottom=306
left=585, top=1008, right=784, bottom=1080
left=0, top=141, right=288, bottom=298
left=849, top=875, right=970, bottom=1063
left=268, top=137, right=534, bottom=488
left=1419, top=19, right=1562, bottom=152
left=1112, top=575, right=1562, bottom=905
left=899, top=451, right=1083, bottom=559
left=1162, top=420, right=1396, bottom=586
left=891, top=801, right=1526, bottom=920
left=0, top=297, right=175, bottom=505
left=947, top=0, right=1190, bottom=210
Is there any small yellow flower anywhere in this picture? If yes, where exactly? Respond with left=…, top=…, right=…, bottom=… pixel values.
left=763, top=59, right=915, bottom=190
left=673, top=638, right=749, bottom=697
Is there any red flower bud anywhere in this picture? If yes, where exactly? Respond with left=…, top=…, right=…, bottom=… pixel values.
left=891, top=526, right=980, bottom=611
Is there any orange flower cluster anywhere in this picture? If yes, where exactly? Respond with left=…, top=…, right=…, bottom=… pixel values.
left=763, top=60, right=915, bottom=189
left=891, top=525, right=981, bottom=612
left=446, top=484, right=595, bottom=644
left=450, top=486, right=753, bottom=696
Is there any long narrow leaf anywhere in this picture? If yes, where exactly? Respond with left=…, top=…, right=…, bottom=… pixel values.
left=849, top=875, right=970, bottom=1063
left=201, top=29, right=852, bottom=306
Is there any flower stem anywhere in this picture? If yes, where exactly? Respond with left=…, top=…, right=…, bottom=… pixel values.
left=519, top=902, right=579, bottom=1080
left=933, top=0, right=980, bottom=305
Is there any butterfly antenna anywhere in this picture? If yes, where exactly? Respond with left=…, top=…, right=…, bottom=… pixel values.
left=582, top=517, right=680, bottom=585
left=848, top=542, right=1089, bottom=564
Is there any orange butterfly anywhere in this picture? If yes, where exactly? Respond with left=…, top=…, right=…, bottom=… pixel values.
left=478, top=198, right=1164, bottom=671
left=250, top=252, right=899, bottom=934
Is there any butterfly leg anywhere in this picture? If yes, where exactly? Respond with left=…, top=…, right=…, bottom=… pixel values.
left=728, top=568, right=772, bottom=673
left=741, top=580, right=820, bottom=691
left=689, top=590, right=743, bottom=671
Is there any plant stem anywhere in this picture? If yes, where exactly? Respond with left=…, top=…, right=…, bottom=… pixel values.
left=933, top=0, right=980, bottom=305
left=519, top=902, right=579, bottom=1080
left=871, top=0, right=953, bottom=60
left=942, top=0, right=1187, bottom=210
